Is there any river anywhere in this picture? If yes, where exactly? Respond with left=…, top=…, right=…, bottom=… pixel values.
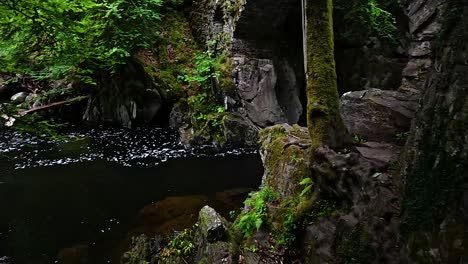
left=0, top=127, right=263, bottom=263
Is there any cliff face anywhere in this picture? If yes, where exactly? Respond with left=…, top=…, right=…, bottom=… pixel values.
left=401, top=0, right=468, bottom=262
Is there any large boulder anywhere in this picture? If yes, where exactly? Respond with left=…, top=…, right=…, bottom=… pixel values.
left=195, top=206, right=236, bottom=264
left=221, top=113, right=259, bottom=147
left=170, top=107, right=259, bottom=147
left=233, top=57, right=287, bottom=127
left=259, top=124, right=312, bottom=198
left=340, top=89, right=420, bottom=143
left=10, top=92, right=29, bottom=104
left=301, top=145, right=401, bottom=264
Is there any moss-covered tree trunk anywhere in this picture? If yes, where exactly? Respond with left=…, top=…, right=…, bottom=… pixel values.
left=305, top=0, right=347, bottom=149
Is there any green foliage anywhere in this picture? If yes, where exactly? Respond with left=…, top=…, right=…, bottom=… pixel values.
left=0, top=104, right=65, bottom=139
left=352, top=134, right=366, bottom=144
left=15, top=114, right=65, bottom=139
left=299, top=177, right=314, bottom=197
left=334, top=225, right=375, bottom=264
left=233, top=187, right=278, bottom=238
left=139, top=10, right=199, bottom=98
left=334, top=0, right=398, bottom=43
left=161, top=226, right=197, bottom=258
left=395, top=131, right=409, bottom=144
left=273, top=206, right=297, bottom=246
left=303, top=199, right=337, bottom=222
left=178, top=49, right=228, bottom=127
left=0, top=0, right=162, bottom=83
left=180, top=50, right=220, bottom=84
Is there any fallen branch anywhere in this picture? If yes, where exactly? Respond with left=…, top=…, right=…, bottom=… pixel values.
left=19, top=95, right=90, bottom=116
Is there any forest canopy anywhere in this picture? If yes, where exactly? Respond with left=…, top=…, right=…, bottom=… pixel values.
left=0, top=0, right=163, bottom=84
left=0, top=0, right=397, bottom=85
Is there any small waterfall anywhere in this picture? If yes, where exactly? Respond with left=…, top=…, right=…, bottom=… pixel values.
left=302, top=0, right=307, bottom=78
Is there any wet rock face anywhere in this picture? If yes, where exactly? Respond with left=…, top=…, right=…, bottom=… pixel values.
left=401, top=1, right=468, bottom=262
left=83, top=61, right=162, bottom=128
left=340, top=88, right=420, bottom=143
left=191, top=0, right=305, bottom=130
left=335, top=46, right=408, bottom=93
left=400, top=0, right=446, bottom=93
left=233, top=57, right=287, bottom=127
left=222, top=113, right=259, bottom=147
left=301, top=145, right=401, bottom=264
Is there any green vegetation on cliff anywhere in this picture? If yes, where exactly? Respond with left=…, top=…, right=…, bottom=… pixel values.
left=0, top=0, right=163, bottom=84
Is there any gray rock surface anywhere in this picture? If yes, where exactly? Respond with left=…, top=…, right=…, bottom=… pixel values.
left=10, top=92, right=29, bottom=104
left=233, top=57, right=287, bottom=127
left=259, top=124, right=312, bottom=198
left=340, top=89, right=420, bottom=143
left=400, top=0, right=446, bottom=93
left=222, top=113, right=259, bottom=147
left=195, top=206, right=236, bottom=264
left=301, top=145, right=401, bottom=264
left=356, top=142, right=399, bottom=169
left=197, top=206, right=228, bottom=243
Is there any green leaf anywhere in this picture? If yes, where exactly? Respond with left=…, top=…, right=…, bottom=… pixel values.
left=300, top=185, right=312, bottom=197
left=299, top=177, right=313, bottom=185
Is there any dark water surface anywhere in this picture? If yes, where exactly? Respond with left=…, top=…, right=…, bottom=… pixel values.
left=0, top=127, right=263, bottom=263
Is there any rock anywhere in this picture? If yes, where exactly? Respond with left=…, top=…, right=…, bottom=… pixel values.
left=195, top=206, right=236, bottom=264
left=222, top=113, right=259, bottom=147
left=233, top=57, right=287, bottom=127
left=259, top=124, right=312, bottom=198
left=300, top=145, right=401, bottom=263
left=340, top=89, right=420, bottom=143
left=197, top=206, right=228, bottom=243
left=173, top=111, right=259, bottom=147
left=0, top=256, right=11, bottom=264
left=400, top=2, right=468, bottom=261
left=336, top=49, right=408, bottom=92
left=355, top=142, right=398, bottom=169
left=24, top=93, right=38, bottom=103
left=169, top=102, right=190, bottom=129
left=274, top=59, right=303, bottom=124
left=197, top=241, right=235, bottom=264
left=303, top=218, right=337, bottom=264
left=0, top=77, right=25, bottom=100
left=409, top=41, right=432, bottom=57
left=401, top=58, right=432, bottom=78
left=407, top=0, right=444, bottom=36
left=121, top=235, right=151, bottom=264
left=83, top=61, right=162, bottom=127
left=10, top=92, right=29, bottom=104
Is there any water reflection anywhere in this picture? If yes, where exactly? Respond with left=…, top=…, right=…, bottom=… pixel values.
left=0, top=127, right=263, bottom=263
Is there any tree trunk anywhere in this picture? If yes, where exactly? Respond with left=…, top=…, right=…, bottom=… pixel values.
left=305, top=0, right=348, bottom=149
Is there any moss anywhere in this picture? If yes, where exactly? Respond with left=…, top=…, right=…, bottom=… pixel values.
left=136, top=9, right=201, bottom=100
left=306, top=0, right=348, bottom=149
left=122, top=235, right=151, bottom=264
left=401, top=3, right=468, bottom=233
left=333, top=225, right=375, bottom=264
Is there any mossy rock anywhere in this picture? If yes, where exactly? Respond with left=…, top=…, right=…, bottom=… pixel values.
left=259, top=124, right=312, bottom=198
